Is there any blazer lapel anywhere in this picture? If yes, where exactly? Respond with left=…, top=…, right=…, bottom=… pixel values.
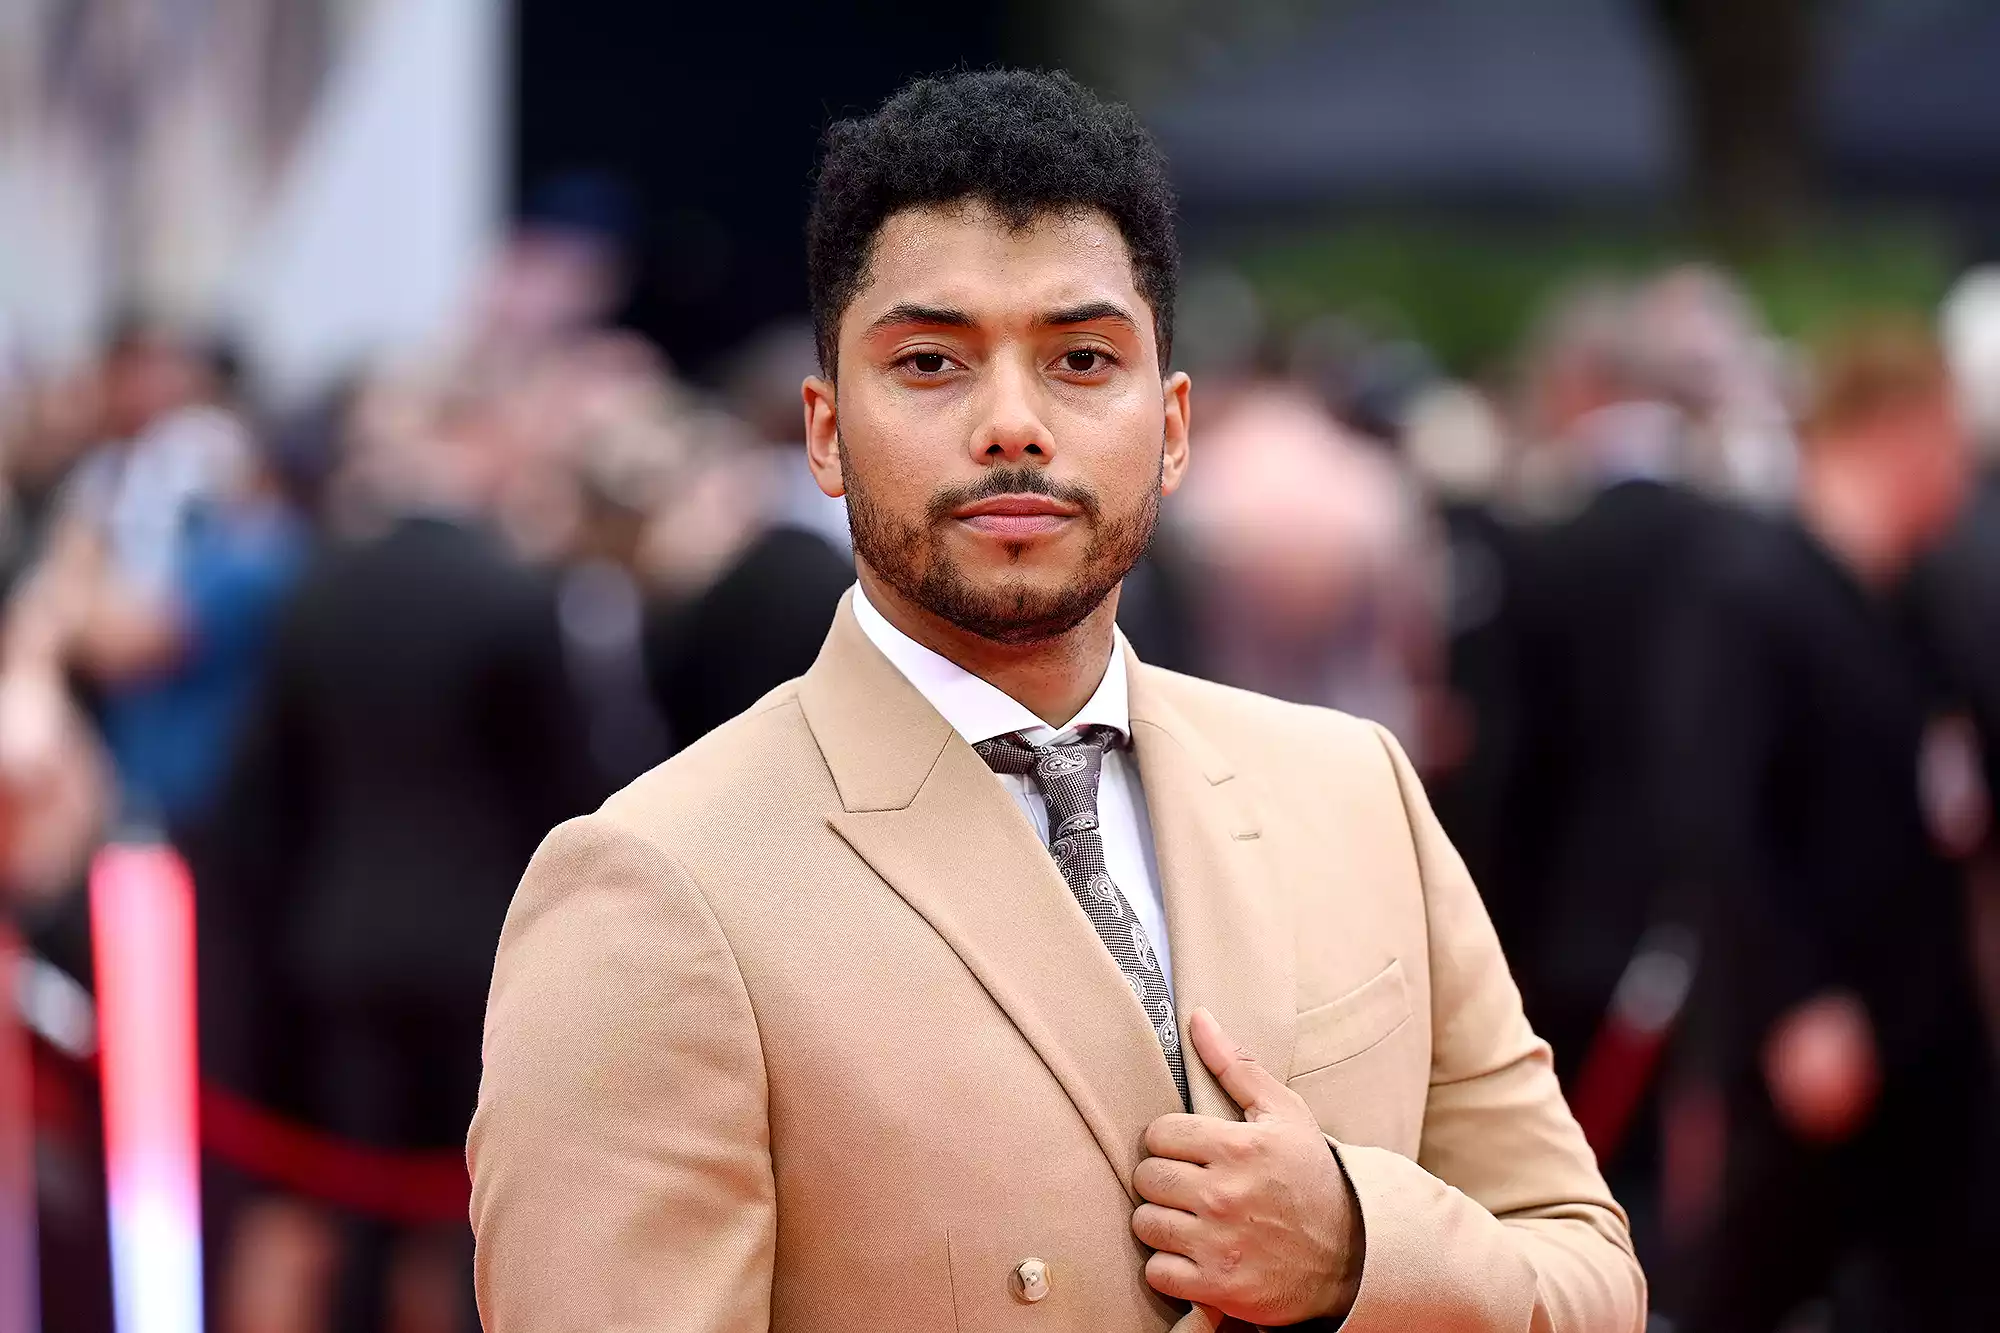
left=800, top=596, right=1182, bottom=1197
left=1127, top=653, right=1297, bottom=1123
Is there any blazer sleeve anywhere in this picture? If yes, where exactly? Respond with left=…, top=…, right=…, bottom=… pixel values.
left=469, top=814, right=776, bottom=1332
left=1327, top=725, right=1645, bottom=1333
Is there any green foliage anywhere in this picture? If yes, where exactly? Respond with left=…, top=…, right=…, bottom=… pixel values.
left=1225, top=214, right=1958, bottom=373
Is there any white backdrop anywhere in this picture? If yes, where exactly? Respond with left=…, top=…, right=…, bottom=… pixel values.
left=0, top=0, right=504, bottom=403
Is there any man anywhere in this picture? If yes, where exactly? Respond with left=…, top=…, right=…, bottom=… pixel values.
left=20, top=321, right=303, bottom=828
left=471, top=70, right=1640, bottom=1332
left=645, top=320, right=855, bottom=751
left=1922, top=270, right=2000, bottom=1042
left=1659, top=320, right=1997, bottom=1331
left=214, top=381, right=602, bottom=1333
left=1495, top=276, right=1766, bottom=1105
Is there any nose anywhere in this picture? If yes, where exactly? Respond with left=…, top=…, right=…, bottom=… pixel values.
left=971, top=355, right=1055, bottom=465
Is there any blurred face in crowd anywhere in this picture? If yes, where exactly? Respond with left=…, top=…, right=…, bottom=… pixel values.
left=1806, top=331, right=1970, bottom=558
left=102, top=334, right=204, bottom=440
left=1865, top=380, right=1968, bottom=544
left=804, top=201, right=1190, bottom=645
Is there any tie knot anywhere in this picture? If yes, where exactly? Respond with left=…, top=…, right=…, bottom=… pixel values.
left=974, top=727, right=1117, bottom=827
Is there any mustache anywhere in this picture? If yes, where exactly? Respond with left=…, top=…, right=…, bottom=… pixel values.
left=924, top=467, right=1102, bottom=526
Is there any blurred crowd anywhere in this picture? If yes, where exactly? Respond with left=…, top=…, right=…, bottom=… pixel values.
left=3, top=192, right=2000, bottom=1332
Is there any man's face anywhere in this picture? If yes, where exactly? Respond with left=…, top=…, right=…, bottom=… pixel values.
left=804, top=201, right=1189, bottom=645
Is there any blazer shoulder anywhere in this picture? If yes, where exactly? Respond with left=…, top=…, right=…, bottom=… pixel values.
left=598, top=680, right=820, bottom=846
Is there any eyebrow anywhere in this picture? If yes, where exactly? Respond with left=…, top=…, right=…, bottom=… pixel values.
left=1035, top=300, right=1139, bottom=332
left=860, top=298, right=1142, bottom=340
left=863, top=303, right=977, bottom=338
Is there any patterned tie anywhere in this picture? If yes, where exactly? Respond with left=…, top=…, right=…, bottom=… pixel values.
left=975, top=727, right=1189, bottom=1109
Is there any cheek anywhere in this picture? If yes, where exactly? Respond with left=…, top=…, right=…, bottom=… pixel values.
left=1054, top=387, right=1161, bottom=468
left=843, top=400, right=949, bottom=508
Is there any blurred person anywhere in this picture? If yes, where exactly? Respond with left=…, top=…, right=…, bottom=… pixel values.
left=0, top=605, right=110, bottom=910
left=9, top=318, right=305, bottom=830
left=0, top=362, right=114, bottom=910
left=1661, top=319, right=1995, bottom=1333
left=1629, top=264, right=1799, bottom=509
left=471, top=69, right=1640, bottom=1333
left=1400, top=381, right=1530, bottom=918
left=720, top=318, right=853, bottom=555
left=263, top=371, right=367, bottom=521
left=459, top=173, right=638, bottom=387
left=208, top=379, right=601, bottom=1333
left=1171, top=381, right=1434, bottom=745
left=624, top=319, right=853, bottom=750
left=485, top=329, right=680, bottom=568
left=1487, top=279, right=1768, bottom=1281
left=0, top=363, right=103, bottom=597
left=1914, top=268, right=2000, bottom=1048
left=550, top=365, right=684, bottom=787
left=1492, top=278, right=1741, bottom=1087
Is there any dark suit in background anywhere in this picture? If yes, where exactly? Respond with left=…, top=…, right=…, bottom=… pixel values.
left=206, top=513, right=603, bottom=1333
left=1497, top=477, right=1732, bottom=1088
left=1910, top=468, right=2000, bottom=832
left=1428, top=497, right=1533, bottom=960
left=643, top=523, right=852, bottom=749
left=1660, top=514, right=1997, bottom=1333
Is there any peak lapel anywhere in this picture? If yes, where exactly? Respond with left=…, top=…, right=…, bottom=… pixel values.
left=1127, top=656, right=1297, bottom=1123
left=800, top=597, right=1184, bottom=1196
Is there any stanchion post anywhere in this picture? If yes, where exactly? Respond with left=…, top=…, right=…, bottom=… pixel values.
left=0, top=922, right=37, bottom=1333
left=90, top=835, right=203, bottom=1333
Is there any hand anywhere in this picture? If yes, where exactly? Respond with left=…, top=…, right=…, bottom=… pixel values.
left=1132, top=1008, right=1362, bottom=1326
left=1763, top=991, right=1879, bottom=1145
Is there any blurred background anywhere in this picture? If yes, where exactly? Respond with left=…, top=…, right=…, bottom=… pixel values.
left=2, top=1, right=1999, bottom=1331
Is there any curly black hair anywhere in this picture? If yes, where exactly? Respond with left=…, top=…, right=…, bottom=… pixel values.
left=806, top=68, right=1179, bottom=375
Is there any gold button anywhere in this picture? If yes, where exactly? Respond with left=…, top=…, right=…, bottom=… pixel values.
left=1014, top=1257, right=1050, bottom=1303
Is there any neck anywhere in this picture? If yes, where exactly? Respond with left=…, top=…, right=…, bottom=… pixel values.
left=1799, top=457, right=1904, bottom=587
left=856, top=564, right=1121, bottom=728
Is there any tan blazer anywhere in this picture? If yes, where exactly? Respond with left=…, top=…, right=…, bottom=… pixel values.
left=470, top=595, right=1643, bottom=1332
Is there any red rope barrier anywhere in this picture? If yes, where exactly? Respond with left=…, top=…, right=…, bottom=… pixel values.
left=30, top=1036, right=469, bottom=1227
left=197, top=1084, right=470, bottom=1227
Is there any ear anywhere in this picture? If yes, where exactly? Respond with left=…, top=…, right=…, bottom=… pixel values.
left=803, top=374, right=844, bottom=498
left=1159, top=370, right=1191, bottom=498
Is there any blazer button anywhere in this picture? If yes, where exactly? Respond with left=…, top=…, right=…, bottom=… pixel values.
left=1014, top=1257, right=1051, bottom=1303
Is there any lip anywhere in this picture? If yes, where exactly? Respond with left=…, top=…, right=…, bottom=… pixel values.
left=951, top=493, right=1080, bottom=540
left=952, top=494, right=1080, bottom=519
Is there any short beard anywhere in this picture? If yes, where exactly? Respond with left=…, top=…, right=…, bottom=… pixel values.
left=842, top=447, right=1161, bottom=646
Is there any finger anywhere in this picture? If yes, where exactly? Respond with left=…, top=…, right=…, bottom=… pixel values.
left=1143, top=1249, right=1209, bottom=1305
left=1130, top=1201, right=1201, bottom=1256
left=1132, top=1154, right=1206, bottom=1211
left=1143, top=1111, right=1244, bottom=1165
left=1189, top=1006, right=1301, bottom=1124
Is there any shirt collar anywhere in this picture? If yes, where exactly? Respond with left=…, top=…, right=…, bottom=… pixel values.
left=850, top=581, right=1130, bottom=748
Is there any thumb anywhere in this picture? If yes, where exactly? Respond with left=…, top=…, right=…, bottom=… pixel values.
left=1189, top=1007, right=1301, bottom=1124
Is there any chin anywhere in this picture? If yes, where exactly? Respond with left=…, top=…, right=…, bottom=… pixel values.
left=926, top=568, right=1115, bottom=646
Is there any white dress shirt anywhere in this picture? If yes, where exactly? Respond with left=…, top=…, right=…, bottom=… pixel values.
left=851, top=584, right=1173, bottom=996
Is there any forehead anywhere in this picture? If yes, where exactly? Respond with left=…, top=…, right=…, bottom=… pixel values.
left=848, top=202, right=1145, bottom=332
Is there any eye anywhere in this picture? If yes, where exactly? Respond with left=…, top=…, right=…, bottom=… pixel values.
left=1061, top=348, right=1114, bottom=375
left=898, top=350, right=954, bottom=376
